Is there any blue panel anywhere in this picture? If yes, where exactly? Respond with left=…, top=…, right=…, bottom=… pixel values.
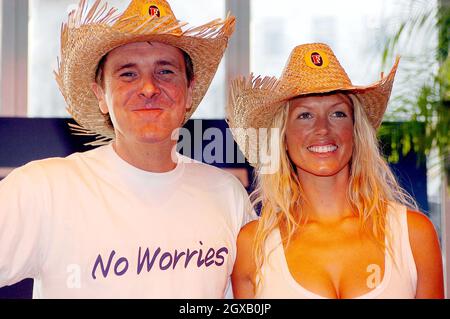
left=389, top=151, right=429, bottom=214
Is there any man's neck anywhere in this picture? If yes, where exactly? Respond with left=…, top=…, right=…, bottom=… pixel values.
left=112, top=137, right=177, bottom=173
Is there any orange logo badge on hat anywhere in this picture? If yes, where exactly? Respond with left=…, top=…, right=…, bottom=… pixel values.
left=305, top=50, right=329, bottom=69
left=143, top=2, right=167, bottom=18
left=149, top=5, right=160, bottom=17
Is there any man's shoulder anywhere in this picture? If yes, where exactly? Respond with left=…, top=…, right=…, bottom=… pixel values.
left=13, top=146, right=104, bottom=177
left=183, top=160, right=232, bottom=178
left=180, top=155, right=240, bottom=184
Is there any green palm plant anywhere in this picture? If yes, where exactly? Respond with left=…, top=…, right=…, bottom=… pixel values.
left=379, top=0, right=449, bottom=190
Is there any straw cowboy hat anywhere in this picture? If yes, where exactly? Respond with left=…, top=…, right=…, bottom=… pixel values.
left=55, top=0, right=235, bottom=145
left=227, top=42, right=400, bottom=166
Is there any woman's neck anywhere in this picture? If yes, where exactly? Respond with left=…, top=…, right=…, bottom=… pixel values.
left=297, top=168, right=353, bottom=224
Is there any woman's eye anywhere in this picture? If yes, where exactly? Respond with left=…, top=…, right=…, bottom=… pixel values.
left=297, top=112, right=312, bottom=119
left=332, top=111, right=347, bottom=118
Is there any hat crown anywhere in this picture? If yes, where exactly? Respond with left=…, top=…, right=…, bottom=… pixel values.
left=114, top=0, right=181, bottom=34
left=121, top=0, right=176, bottom=19
left=279, top=43, right=353, bottom=94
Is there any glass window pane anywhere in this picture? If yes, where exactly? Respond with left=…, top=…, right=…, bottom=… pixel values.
left=169, top=0, right=226, bottom=119
left=250, top=0, right=438, bottom=117
left=28, top=0, right=226, bottom=119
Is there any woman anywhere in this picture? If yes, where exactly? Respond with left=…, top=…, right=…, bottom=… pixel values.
left=227, top=43, right=444, bottom=299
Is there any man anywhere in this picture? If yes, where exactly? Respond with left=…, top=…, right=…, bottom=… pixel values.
left=0, top=0, right=252, bottom=298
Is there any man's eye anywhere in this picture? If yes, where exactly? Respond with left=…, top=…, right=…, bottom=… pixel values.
left=120, top=72, right=137, bottom=78
left=159, top=69, right=175, bottom=75
left=297, top=112, right=312, bottom=119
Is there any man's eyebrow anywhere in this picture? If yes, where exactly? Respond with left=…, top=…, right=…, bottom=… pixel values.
left=113, top=63, right=137, bottom=73
left=155, top=59, right=181, bottom=68
left=112, top=59, right=181, bottom=73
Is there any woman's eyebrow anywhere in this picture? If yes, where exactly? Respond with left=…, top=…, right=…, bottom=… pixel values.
left=330, top=101, right=352, bottom=108
left=292, top=101, right=351, bottom=111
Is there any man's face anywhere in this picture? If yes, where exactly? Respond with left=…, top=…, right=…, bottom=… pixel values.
left=92, top=42, right=193, bottom=145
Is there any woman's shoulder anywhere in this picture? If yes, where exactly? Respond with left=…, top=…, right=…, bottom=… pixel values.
left=406, top=209, right=438, bottom=240
left=405, top=209, right=444, bottom=298
left=405, top=208, right=441, bottom=265
left=389, top=203, right=437, bottom=238
left=239, top=219, right=260, bottom=240
left=388, top=204, right=440, bottom=258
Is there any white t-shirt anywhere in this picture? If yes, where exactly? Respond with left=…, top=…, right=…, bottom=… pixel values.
left=0, top=144, right=254, bottom=298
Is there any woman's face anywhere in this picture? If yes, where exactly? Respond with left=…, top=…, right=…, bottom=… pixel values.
left=285, top=93, right=354, bottom=178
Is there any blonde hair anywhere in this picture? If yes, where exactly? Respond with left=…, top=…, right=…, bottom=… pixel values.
left=250, top=93, right=417, bottom=294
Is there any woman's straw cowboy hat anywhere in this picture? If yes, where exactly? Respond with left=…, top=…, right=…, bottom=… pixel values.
left=55, top=0, right=235, bottom=145
left=227, top=43, right=400, bottom=166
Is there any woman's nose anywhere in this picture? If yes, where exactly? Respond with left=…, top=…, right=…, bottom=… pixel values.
left=314, top=116, right=330, bottom=135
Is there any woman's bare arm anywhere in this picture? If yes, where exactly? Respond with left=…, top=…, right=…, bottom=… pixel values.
left=231, top=220, right=259, bottom=298
left=407, top=210, right=444, bottom=298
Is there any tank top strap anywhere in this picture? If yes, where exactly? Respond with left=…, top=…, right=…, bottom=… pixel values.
left=386, top=202, right=418, bottom=293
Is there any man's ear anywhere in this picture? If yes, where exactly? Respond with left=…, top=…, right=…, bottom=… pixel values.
left=185, top=79, right=195, bottom=112
left=91, top=82, right=108, bottom=115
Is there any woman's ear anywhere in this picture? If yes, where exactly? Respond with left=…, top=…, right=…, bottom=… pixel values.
left=91, top=82, right=108, bottom=114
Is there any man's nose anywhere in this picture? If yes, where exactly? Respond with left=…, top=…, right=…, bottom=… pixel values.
left=139, top=76, right=161, bottom=98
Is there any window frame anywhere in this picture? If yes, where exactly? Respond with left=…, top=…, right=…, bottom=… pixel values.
left=0, top=0, right=28, bottom=117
